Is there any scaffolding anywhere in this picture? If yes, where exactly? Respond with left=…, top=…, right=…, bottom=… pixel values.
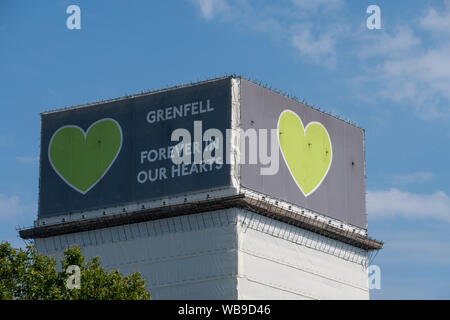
left=19, top=193, right=383, bottom=254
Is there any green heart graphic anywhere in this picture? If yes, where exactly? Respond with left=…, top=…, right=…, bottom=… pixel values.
left=277, top=110, right=332, bottom=197
left=48, top=118, right=122, bottom=194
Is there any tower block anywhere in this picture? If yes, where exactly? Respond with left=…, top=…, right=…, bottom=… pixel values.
left=20, top=76, right=382, bottom=299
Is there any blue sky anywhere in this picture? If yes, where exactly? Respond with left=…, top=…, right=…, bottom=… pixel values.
left=1, top=0, right=449, bottom=299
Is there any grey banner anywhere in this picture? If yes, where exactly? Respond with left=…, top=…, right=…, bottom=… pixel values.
left=240, top=79, right=367, bottom=229
left=39, top=78, right=231, bottom=218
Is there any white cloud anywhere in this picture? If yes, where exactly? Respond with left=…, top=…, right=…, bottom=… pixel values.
left=0, top=194, right=24, bottom=220
left=190, top=0, right=346, bottom=67
left=292, top=0, right=342, bottom=12
left=420, top=0, right=450, bottom=34
left=291, top=24, right=339, bottom=68
left=191, top=0, right=283, bottom=36
left=191, top=0, right=229, bottom=21
left=16, top=155, right=38, bottom=165
left=376, top=46, right=450, bottom=120
left=389, top=171, right=434, bottom=185
left=190, top=1, right=450, bottom=119
left=367, top=189, right=450, bottom=222
left=358, top=26, right=420, bottom=59
left=356, top=20, right=450, bottom=120
left=356, top=6, right=450, bottom=120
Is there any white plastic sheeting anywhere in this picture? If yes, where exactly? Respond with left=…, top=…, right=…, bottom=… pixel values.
left=36, top=210, right=239, bottom=299
left=236, top=212, right=369, bottom=299
left=35, top=208, right=369, bottom=300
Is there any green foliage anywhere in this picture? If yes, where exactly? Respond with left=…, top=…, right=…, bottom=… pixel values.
left=0, top=242, right=150, bottom=300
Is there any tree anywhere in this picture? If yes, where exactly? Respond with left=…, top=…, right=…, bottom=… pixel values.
left=0, top=241, right=150, bottom=300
